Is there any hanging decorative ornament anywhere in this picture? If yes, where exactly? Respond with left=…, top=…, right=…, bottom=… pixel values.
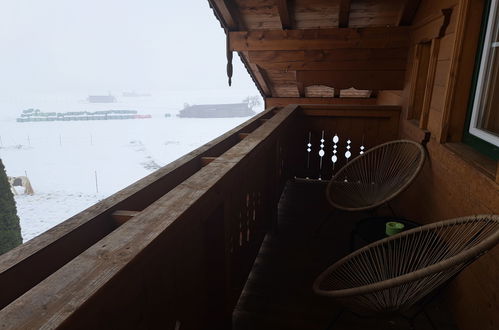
left=318, top=131, right=325, bottom=180
left=226, top=35, right=233, bottom=86
left=345, top=139, right=352, bottom=161
left=306, top=132, right=312, bottom=178
left=331, top=134, right=339, bottom=171
left=360, top=134, right=365, bottom=155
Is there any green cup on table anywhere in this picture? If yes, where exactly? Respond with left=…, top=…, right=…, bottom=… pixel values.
left=386, top=221, right=405, bottom=236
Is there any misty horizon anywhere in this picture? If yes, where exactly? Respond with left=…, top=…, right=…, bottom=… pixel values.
left=0, top=0, right=257, bottom=94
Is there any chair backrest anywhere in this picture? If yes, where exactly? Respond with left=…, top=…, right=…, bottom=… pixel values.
left=313, top=215, right=499, bottom=313
left=326, top=140, right=425, bottom=211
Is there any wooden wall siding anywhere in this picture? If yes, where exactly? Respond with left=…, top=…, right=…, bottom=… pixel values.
left=376, top=1, right=499, bottom=329
left=293, top=105, right=400, bottom=180
left=0, top=108, right=277, bottom=312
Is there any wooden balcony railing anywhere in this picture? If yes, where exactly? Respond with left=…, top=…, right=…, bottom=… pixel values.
left=0, top=104, right=399, bottom=329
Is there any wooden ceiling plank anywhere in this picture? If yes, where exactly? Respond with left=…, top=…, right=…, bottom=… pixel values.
left=276, top=0, right=292, bottom=30
left=338, top=0, right=352, bottom=28
left=229, top=27, right=411, bottom=51
left=398, top=0, right=422, bottom=26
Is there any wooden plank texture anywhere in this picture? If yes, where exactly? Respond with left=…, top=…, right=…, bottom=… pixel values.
left=255, top=59, right=407, bottom=71
left=229, top=27, right=411, bottom=51
left=248, top=48, right=409, bottom=63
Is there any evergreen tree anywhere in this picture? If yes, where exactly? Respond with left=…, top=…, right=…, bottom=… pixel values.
left=0, top=159, right=22, bottom=255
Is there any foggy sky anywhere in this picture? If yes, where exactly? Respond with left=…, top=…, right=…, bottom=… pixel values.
left=0, top=0, right=256, bottom=94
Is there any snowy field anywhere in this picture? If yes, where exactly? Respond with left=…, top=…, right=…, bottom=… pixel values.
left=0, top=90, right=261, bottom=242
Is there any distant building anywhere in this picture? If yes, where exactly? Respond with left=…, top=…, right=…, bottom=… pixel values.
left=122, top=91, right=151, bottom=97
left=87, top=95, right=117, bottom=103
left=177, top=103, right=256, bottom=118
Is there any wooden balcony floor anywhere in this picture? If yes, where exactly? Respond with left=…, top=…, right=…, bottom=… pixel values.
left=233, top=180, right=458, bottom=330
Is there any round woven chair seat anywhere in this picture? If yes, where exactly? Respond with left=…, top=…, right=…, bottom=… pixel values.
left=326, top=140, right=426, bottom=211
left=313, top=215, right=499, bottom=314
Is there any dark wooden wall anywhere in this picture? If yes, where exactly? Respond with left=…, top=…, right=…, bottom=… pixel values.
left=377, top=0, right=499, bottom=329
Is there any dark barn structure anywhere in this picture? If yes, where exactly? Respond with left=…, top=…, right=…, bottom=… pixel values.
left=178, top=103, right=256, bottom=118
left=0, top=1, right=498, bottom=329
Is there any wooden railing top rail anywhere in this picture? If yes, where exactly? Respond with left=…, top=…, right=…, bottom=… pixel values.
left=0, top=106, right=277, bottom=310
left=0, top=105, right=300, bottom=328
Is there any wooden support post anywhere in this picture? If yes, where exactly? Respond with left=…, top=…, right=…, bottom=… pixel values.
left=254, top=65, right=273, bottom=97
left=111, top=210, right=140, bottom=226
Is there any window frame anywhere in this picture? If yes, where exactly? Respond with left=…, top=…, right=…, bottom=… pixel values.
left=463, top=0, right=499, bottom=159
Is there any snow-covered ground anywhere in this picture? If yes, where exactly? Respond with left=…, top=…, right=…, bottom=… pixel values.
left=0, top=90, right=261, bottom=242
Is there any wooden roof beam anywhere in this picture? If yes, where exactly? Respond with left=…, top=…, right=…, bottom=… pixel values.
left=247, top=49, right=409, bottom=63
left=338, top=0, right=351, bottom=28
left=253, top=59, right=407, bottom=71
left=398, top=0, right=422, bottom=26
left=253, top=64, right=273, bottom=97
left=209, top=0, right=244, bottom=31
left=276, top=0, right=292, bottom=30
left=229, top=27, right=411, bottom=51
